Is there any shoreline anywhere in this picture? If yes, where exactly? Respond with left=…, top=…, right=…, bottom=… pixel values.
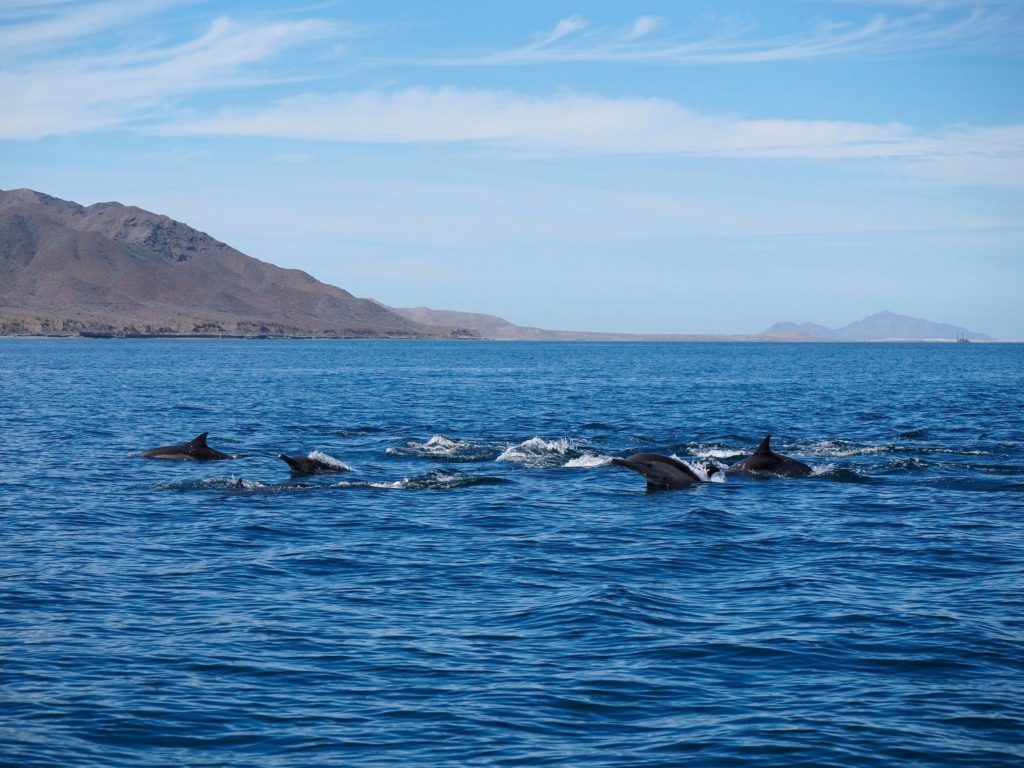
left=0, top=333, right=1009, bottom=343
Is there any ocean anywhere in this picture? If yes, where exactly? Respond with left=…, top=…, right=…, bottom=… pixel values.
left=2, top=339, right=1022, bottom=766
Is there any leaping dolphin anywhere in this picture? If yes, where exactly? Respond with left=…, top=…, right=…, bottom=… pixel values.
left=278, top=453, right=349, bottom=475
left=612, top=453, right=718, bottom=490
left=726, top=435, right=811, bottom=477
left=142, top=432, right=231, bottom=461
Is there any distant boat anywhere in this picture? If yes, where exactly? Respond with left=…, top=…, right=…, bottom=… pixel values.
left=957, top=332, right=971, bottom=344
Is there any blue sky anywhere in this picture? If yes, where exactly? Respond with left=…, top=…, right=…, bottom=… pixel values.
left=2, top=0, right=1022, bottom=337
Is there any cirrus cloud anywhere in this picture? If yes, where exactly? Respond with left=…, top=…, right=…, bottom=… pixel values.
left=423, top=5, right=1024, bottom=66
left=154, top=86, right=1024, bottom=186
left=0, top=12, right=339, bottom=139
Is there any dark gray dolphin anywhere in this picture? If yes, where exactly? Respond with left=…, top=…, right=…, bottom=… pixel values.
left=727, top=435, right=811, bottom=477
left=142, top=432, right=230, bottom=461
left=612, top=453, right=718, bottom=490
left=278, top=453, right=349, bottom=475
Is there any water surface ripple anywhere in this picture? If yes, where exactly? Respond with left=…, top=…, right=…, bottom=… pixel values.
left=2, top=340, right=1022, bottom=766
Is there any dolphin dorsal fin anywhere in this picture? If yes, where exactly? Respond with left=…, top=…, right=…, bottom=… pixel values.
left=754, top=435, right=773, bottom=455
left=190, top=432, right=210, bottom=448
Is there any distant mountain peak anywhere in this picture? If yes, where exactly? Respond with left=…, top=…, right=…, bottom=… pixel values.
left=762, top=311, right=992, bottom=341
left=0, top=187, right=84, bottom=215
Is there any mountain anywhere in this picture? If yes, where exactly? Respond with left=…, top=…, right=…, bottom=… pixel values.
left=0, top=188, right=473, bottom=338
left=759, top=321, right=835, bottom=339
left=391, top=306, right=773, bottom=342
left=763, top=311, right=993, bottom=341
left=390, top=306, right=538, bottom=340
left=4, top=189, right=994, bottom=343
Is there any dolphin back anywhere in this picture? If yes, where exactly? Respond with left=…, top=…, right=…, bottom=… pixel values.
left=279, top=454, right=310, bottom=472
left=278, top=452, right=349, bottom=474
left=612, top=453, right=703, bottom=489
left=187, top=432, right=211, bottom=452
left=727, top=435, right=812, bottom=477
left=187, top=432, right=230, bottom=460
left=142, top=431, right=229, bottom=460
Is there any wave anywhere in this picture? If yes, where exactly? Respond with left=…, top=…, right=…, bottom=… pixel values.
left=885, top=457, right=932, bottom=471
left=494, top=584, right=690, bottom=635
left=670, top=455, right=727, bottom=483
left=338, top=469, right=509, bottom=491
left=493, top=438, right=614, bottom=468
left=804, top=439, right=995, bottom=459
left=496, top=437, right=575, bottom=466
left=386, top=434, right=497, bottom=462
left=496, top=437, right=606, bottom=469
left=810, top=465, right=876, bottom=483
left=157, top=470, right=507, bottom=494
left=564, top=453, right=613, bottom=469
left=901, top=445, right=993, bottom=457
left=306, top=450, right=353, bottom=471
left=154, top=477, right=270, bottom=491
left=803, top=440, right=889, bottom=458
left=688, top=443, right=747, bottom=460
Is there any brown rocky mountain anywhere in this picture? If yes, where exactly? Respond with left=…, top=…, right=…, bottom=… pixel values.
left=0, top=188, right=473, bottom=338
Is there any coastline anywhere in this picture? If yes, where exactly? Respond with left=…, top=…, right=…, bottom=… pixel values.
left=0, top=333, right=1007, bottom=343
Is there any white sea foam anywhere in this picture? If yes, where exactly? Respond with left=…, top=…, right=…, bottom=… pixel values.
left=336, top=470, right=480, bottom=491
left=334, top=478, right=405, bottom=490
left=155, top=477, right=265, bottom=491
left=806, top=440, right=888, bottom=458
left=690, top=445, right=746, bottom=459
left=369, top=480, right=406, bottom=490
left=672, top=455, right=727, bottom=483
left=496, top=437, right=576, bottom=466
left=425, top=435, right=459, bottom=449
left=564, top=453, right=612, bottom=469
left=386, top=434, right=482, bottom=459
left=307, top=450, right=353, bottom=471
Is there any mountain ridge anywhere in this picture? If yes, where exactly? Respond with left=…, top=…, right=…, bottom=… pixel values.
left=394, top=307, right=995, bottom=342
left=0, top=188, right=473, bottom=338
left=764, top=311, right=993, bottom=341
left=390, top=306, right=779, bottom=341
left=0, top=188, right=996, bottom=341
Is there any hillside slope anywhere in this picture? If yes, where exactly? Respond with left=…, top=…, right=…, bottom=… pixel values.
left=0, top=189, right=470, bottom=338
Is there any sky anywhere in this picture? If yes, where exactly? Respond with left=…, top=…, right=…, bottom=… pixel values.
left=1, top=0, right=1022, bottom=338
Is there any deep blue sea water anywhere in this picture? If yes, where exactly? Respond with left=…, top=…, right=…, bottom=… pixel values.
left=2, top=339, right=1023, bottom=767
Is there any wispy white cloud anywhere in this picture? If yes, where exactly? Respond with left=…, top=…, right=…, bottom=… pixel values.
left=0, top=10, right=339, bottom=139
left=0, top=0, right=182, bottom=55
left=823, top=1, right=1007, bottom=8
left=158, top=86, right=903, bottom=154
left=3, top=2, right=1020, bottom=189
left=541, top=15, right=588, bottom=45
left=157, top=86, right=1024, bottom=185
left=427, top=5, right=1023, bottom=66
left=626, top=16, right=663, bottom=42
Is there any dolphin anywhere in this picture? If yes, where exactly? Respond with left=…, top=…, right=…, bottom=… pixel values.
left=612, top=453, right=718, bottom=490
left=142, top=432, right=231, bottom=461
left=726, top=435, right=811, bottom=477
left=278, top=453, right=349, bottom=475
